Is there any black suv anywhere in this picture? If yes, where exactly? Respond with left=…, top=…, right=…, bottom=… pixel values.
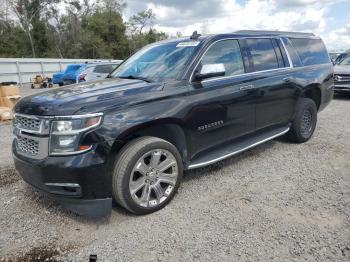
left=13, top=30, right=333, bottom=217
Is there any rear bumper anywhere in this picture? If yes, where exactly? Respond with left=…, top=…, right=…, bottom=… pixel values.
left=13, top=143, right=113, bottom=217
left=63, top=79, right=77, bottom=85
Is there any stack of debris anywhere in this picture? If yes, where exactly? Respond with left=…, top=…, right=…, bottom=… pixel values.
left=0, top=82, right=21, bottom=122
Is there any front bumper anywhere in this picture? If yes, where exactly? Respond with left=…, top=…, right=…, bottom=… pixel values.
left=13, top=142, right=113, bottom=217
left=334, top=83, right=350, bottom=92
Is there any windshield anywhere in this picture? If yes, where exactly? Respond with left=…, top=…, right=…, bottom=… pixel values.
left=339, top=55, right=350, bottom=65
left=111, top=41, right=199, bottom=81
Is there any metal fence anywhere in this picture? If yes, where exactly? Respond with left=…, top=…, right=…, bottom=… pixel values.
left=0, top=58, right=122, bottom=86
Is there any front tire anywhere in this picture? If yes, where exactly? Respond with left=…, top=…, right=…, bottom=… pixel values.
left=112, top=137, right=183, bottom=215
left=287, top=98, right=317, bottom=143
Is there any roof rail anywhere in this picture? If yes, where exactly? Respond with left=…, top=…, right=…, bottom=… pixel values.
left=235, top=30, right=315, bottom=37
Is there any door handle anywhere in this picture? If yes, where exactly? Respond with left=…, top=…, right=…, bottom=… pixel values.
left=283, top=77, right=291, bottom=82
left=239, top=84, right=255, bottom=91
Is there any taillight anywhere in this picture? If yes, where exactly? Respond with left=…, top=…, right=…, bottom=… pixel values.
left=79, top=74, right=86, bottom=81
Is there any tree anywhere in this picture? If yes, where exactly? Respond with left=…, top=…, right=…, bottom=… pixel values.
left=81, top=9, right=129, bottom=58
left=6, top=0, right=59, bottom=57
left=0, top=1, right=168, bottom=59
left=98, top=0, right=125, bottom=13
left=127, top=9, right=167, bottom=54
left=128, top=9, right=155, bottom=35
left=0, top=21, right=29, bottom=57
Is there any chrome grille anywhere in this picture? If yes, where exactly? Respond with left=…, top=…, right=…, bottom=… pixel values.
left=14, top=115, right=41, bottom=132
left=13, top=114, right=49, bottom=159
left=16, top=136, right=39, bottom=156
left=334, top=74, right=350, bottom=82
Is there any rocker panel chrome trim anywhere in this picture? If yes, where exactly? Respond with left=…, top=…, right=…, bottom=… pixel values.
left=188, top=127, right=290, bottom=169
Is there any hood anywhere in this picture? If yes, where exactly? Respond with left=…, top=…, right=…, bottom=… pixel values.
left=334, top=65, right=350, bottom=75
left=15, top=78, right=163, bottom=116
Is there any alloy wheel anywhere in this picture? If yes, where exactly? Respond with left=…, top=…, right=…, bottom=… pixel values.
left=300, top=108, right=313, bottom=136
left=129, top=149, right=179, bottom=208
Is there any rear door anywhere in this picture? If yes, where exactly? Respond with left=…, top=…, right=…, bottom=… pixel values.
left=245, top=38, right=297, bottom=130
left=187, top=39, right=257, bottom=157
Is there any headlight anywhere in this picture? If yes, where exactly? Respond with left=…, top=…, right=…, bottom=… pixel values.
left=49, top=114, right=102, bottom=155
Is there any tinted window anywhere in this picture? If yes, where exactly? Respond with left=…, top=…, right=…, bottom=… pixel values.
left=246, top=39, right=279, bottom=71
left=336, top=53, right=349, bottom=64
left=93, top=64, right=115, bottom=73
left=65, top=65, right=81, bottom=72
left=201, top=40, right=244, bottom=77
left=282, top=38, right=302, bottom=67
left=339, top=55, right=350, bottom=65
left=290, top=38, right=329, bottom=66
left=112, top=42, right=198, bottom=80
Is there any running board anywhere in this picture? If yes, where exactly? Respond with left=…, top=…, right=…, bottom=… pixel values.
left=188, top=126, right=290, bottom=169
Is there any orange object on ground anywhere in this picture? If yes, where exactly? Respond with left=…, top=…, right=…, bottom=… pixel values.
left=0, top=96, right=21, bottom=109
left=0, top=84, right=20, bottom=97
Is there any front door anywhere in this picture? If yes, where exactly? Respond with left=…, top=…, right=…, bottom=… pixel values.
left=185, top=39, right=257, bottom=158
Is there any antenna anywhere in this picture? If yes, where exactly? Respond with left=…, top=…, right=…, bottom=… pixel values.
left=190, top=31, right=201, bottom=40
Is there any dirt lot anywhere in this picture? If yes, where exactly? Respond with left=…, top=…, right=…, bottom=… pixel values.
left=0, top=86, right=349, bottom=261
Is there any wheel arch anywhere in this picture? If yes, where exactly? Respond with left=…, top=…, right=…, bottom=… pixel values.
left=301, top=84, right=322, bottom=110
left=110, top=119, right=189, bottom=165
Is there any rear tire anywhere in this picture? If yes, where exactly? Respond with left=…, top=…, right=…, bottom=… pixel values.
left=112, top=136, right=183, bottom=215
left=287, top=98, right=317, bottom=143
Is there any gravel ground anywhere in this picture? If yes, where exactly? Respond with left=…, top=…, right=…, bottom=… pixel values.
left=0, top=87, right=349, bottom=261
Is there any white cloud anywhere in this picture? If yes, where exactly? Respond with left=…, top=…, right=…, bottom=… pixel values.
left=326, top=22, right=350, bottom=51
left=125, top=0, right=350, bottom=50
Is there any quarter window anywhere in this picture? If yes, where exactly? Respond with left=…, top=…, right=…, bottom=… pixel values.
left=200, top=40, right=245, bottom=77
left=246, top=39, right=279, bottom=71
left=289, top=38, right=330, bottom=66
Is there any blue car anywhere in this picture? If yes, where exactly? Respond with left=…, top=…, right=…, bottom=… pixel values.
left=52, top=72, right=65, bottom=86
left=53, top=64, right=87, bottom=86
left=62, top=64, right=87, bottom=86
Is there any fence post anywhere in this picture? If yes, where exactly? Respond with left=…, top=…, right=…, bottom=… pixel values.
left=59, top=61, right=63, bottom=71
left=40, top=61, right=45, bottom=78
left=15, top=61, right=23, bottom=88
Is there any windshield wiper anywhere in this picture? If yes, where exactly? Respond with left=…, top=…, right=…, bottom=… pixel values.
left=118, top=75, right=153, bottom=83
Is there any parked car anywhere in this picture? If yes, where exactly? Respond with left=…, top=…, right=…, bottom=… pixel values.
left=62, top=63, right=88, bottom=85
left=334, top=54, right=350, bottom=93
left=329, top=52, right=341, bottom=63
left=78, top=62, right=122, bottom=83
left=52, top=64, right=86, bottom=86
left=12, top=30, right=333, bottom=217
left=333, top=51, right=350, bottom=65
left=52, top=72, right=64, bottom=86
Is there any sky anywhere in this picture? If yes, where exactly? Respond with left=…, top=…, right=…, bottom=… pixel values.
left=124, top=0, right=350, bottom=51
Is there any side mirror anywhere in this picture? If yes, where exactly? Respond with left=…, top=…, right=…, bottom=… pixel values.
left=194, top=63, right=225, bottom=81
